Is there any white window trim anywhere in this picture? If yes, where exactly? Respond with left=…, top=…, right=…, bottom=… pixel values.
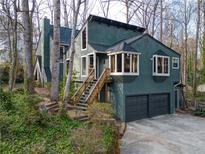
left=172, top=57, right=179, bottom=69
left=81, top=55, right=88, bottom=77
left=81, top=24, right=88, bottom=51
left=152, top=55, right=170, bottom=76
left=108, top=52, right=140, bottom=76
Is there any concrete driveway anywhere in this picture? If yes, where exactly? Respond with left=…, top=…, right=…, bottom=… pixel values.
left=121, top=114, right=205, bottom=154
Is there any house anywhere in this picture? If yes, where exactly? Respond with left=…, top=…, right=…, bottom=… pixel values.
left=36, top=15, right=182, bottom=122
left=34, top=18, right=72, bottom=83
left=0, top=28, right=24, bottom=64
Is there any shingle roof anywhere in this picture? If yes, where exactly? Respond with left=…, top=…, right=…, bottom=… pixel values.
left=88, top=15, right=145, bottom=32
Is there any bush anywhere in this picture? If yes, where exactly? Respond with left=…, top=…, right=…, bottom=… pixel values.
left=0, top=63, right=24, bottom=84
left=193, top=109, right=205, bottom=117
left=0, top=89, right=15, bottom=111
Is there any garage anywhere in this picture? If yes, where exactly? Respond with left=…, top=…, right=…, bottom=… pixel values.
left=125, top=93, right=170, bottom=122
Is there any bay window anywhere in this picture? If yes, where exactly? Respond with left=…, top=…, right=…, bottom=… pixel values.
left=108, top=52, right=139, bottom=75
left=153, top=55, right=170, bottom=76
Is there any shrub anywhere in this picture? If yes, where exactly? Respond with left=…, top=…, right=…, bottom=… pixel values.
left=193, top=109, right=205, bottom=117
left=0, top=89, right=15, bottom=111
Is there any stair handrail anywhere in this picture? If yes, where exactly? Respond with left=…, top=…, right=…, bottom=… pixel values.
left=86, top=68, right=110, bottom=104
left=72, top=69, right=94, bottom=103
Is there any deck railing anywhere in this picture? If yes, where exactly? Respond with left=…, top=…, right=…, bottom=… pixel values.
left=72, top=69, right=94, bottom=103
left=86, top=68, right=110, bottom=104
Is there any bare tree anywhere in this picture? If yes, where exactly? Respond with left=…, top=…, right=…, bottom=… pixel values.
left=62, top=0, right=69, bottom=27
left=160, top=0, right=163, bottom=41
left=99, top=0, right=111, bottom=18
left=151, top=0, right=160, bottom=36
left=193, top=0, right=201, bottom=98
left=64, top=0, right=83, bottom=109
left=46, top=0, right=54, bottom=24
left=50, top=0, right=60, bottom=101
left=1, top=0, right=18, bottom=91
left=21, top=0, right=35, bottom=93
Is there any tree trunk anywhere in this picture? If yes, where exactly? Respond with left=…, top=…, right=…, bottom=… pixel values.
left=184, top=0, right=188, bottom=94
left=64, top=0, right=81, bottom=109
left=62, top=0, right=69, bottom=27
left=50, top=0, right=61, bottom=101
left=193, top=0, right=201, bottom=98
left=22, top=0, right=34, bottom=94
left=160, top=0, right=163, bottom=42
left=151, top=0, right=159, bottom=36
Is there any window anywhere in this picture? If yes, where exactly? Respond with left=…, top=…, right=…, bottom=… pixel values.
left=124, top=54, right=130, bottom=73
left=153, top=55, right=170, bottom=76
left=172, top=57, right=179, bottom=69
left=60, top=46, right=64, bottom=61
left=81, top=27, right=87, bottom=50
left=108, top=52, right=139, bottom=75
left=81, top=56, right=87, bottom=76
left=111, top=55, right=115, bottom=73
left=117, top=54, right=122, bottom=72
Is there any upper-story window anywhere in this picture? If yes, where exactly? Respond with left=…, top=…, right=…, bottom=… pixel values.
left=172, top=57, right=179, bottom=69
left=153, top=55, right=170, bottom=76
left=81, top=27, right=87, bottom=50
left=109, top=52, right=139, bottom=75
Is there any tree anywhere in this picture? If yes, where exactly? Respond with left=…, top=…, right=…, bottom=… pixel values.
left=21, top=0, right=35, bottom=94
left=64, top=0, right=83, bottom=109
left=193, top=0, right=201, bottom=98
left=50, top=0, right=61, bottom=101
left=62, top=0, right=69, bottom=27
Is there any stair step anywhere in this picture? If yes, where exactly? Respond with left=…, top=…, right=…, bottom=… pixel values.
left=67, top=104, right=87, bottom=111
left=78, top=116, right=90, bottom=122
left=79, top=100, right=86, bottom=103
left=45, top=102, right=58, bottom=107
left=49, top=107, right=59, bottom=113
left=76, top=103, right=88, bottom=107
left=47, top=104, right=59, bottom=110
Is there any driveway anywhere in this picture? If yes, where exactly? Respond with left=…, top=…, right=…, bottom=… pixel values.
left=121, top=114, right=205, bottom=154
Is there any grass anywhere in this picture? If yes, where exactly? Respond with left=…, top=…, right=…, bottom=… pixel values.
left=0, top=89, right=118, bottom=153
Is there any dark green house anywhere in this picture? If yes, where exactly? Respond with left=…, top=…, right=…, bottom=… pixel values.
left=34, top=18, right=72, bottom=83
left=35, top=15, right=181, bottom=122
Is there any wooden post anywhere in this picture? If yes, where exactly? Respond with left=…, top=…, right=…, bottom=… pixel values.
left=105, top=83, right=108, bottom=102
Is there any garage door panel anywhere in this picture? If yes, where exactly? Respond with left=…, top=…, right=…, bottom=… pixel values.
left=125, top=95, right=148, bottom=122
left=149, top=94, right=169, bottom=117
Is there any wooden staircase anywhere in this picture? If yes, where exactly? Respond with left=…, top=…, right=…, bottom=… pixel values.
left=68, top=68, right=111, bottom=112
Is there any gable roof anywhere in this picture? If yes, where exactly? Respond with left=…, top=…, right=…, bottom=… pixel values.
left=106, top=33, right=181, bottom=56
left=87, top=15, right=146, bottom=33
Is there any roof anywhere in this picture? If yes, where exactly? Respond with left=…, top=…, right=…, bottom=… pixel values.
left=88, top=15, right=145, bottom=32
left=89, top=42, right=110, bottom=51
left=105, top=33, right=181, bottom=56
left=50, top=25, right=72, bottom=45
left=106, top=35, right=144, bottom=52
